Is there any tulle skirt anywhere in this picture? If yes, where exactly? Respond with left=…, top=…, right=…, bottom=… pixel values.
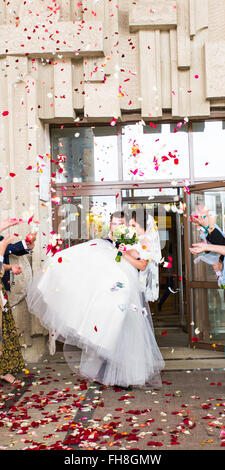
left=26, top=239, right=164, bottom=387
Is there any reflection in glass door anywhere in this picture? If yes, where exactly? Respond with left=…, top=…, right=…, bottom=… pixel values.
left=185, top=182, right=225, bottom=350
left=53, top=191, right=119, bottom=248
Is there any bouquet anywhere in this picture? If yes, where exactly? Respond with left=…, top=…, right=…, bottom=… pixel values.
left=112, top=224, right=138, bottom=262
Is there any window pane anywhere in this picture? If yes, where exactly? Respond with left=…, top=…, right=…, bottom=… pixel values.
left=193, top=121, right=225, bottom=178
left=58, top=195, right=117, bottom=246
left=193, top=288, right=225, bottom=344
left=189, top=188, right=225, bottom=281
left=51, top=127, right=119, bottom=183
left=122, top=123, right=189, bottom=181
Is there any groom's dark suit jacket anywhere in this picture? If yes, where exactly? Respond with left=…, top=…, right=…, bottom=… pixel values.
left=104, top=237, right=120, bottom=248
left=0, top=235, right=30, bottom=291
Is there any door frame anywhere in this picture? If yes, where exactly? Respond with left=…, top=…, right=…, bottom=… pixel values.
left=184, top=181, right=225, bottom=351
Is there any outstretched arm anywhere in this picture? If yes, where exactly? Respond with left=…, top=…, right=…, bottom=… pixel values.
left=0, top=217, right=23, bottom=233
left=190, top=242, right=225, bottom=256
left=3, top=264, right=22, bottom=274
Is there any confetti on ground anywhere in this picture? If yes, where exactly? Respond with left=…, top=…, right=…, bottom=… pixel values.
left=0, top=356, right=224, bottom=451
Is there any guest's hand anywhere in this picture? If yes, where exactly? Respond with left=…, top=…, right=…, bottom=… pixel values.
left=189, top=242, right=208, bottom=254
left=213, top=262, right=223, bottom=272
left=11, top=265, right=22, bottom=275
left=25, top=232, right=37, bottom=250
left=0, top=235, right=15, bottom=248
left=0, top=235, right=15, bottom=257
left=190, top=207, right=217, bottom=229
left=0, top=217, right=23, bottom=233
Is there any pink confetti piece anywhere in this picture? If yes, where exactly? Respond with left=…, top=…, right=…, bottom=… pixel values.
left=110, top=117, right=117, bottom=126
left=28, top=215, right=34, bottom=225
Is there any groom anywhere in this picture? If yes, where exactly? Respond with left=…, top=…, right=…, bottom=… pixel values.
left=100, top=210, right=132, bottom=390
left=104, top=211, right=125, bottom=246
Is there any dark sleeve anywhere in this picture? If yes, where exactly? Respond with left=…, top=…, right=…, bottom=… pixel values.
left=206, top=229, right=225, bottom=263
left=206, top=228, right=225, bottom=245
left=0, top=261, right=2, bottom=271
left=4, top=241, right=29, bottom=257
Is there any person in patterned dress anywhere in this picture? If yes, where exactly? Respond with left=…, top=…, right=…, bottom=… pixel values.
left=0, top=219, right=25, bottom=386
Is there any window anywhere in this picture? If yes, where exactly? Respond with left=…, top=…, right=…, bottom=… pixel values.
left=122, top=123, right=190, bottom=181
left=50, top=126, right=119, bottom=183
left=50, top=120, right=225, bottom=186
left=192, top=121, right=225, bottom=178
left=58, top=195, right=117, bottom=246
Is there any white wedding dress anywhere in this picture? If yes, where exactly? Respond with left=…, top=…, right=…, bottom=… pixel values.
left=26, top=237, right=164, bottom=387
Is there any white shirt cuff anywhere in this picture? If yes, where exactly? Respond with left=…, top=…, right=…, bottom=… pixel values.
left=0, top=255, right=3, bottom=263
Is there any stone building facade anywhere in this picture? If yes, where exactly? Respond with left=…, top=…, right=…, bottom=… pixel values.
left=0, top=0, right=225, bottom=361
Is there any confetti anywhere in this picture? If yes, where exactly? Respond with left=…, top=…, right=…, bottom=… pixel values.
left=110, top=117, right=117, bottom=126
left=27, top=215, right=34, bottom=225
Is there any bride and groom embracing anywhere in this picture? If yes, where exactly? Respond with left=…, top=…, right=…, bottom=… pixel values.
left=26, top=209, right=165, bottom=389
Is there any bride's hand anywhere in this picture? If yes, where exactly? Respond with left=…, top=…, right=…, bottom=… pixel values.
left=118, top=243, right=126, bottom=253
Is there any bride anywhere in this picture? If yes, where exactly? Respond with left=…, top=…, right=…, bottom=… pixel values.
left=26, top=210, right=164, bottom=388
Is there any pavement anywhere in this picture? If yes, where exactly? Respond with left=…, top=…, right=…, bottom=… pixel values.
left=0, top=333, right=225, bottom=453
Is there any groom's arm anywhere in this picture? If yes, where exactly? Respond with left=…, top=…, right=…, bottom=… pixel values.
left=5, top=240, right=32, bottom=257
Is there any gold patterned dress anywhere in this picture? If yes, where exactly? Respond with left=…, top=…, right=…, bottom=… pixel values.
left=0, top=266, right=25, bottom=376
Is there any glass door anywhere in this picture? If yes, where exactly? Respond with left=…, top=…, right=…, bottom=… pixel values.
left=52, top=188, right=121, bottom=248
left=184, top=182, right=225, bottom=350
left=122, top=194, right=186, bottom=328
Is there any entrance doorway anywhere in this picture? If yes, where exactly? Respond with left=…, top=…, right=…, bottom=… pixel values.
left=122, top=195, right=188, bottom=347
left=184, top=181, right=225, bottom=351
left=52, top=185, right=190, bottom=349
